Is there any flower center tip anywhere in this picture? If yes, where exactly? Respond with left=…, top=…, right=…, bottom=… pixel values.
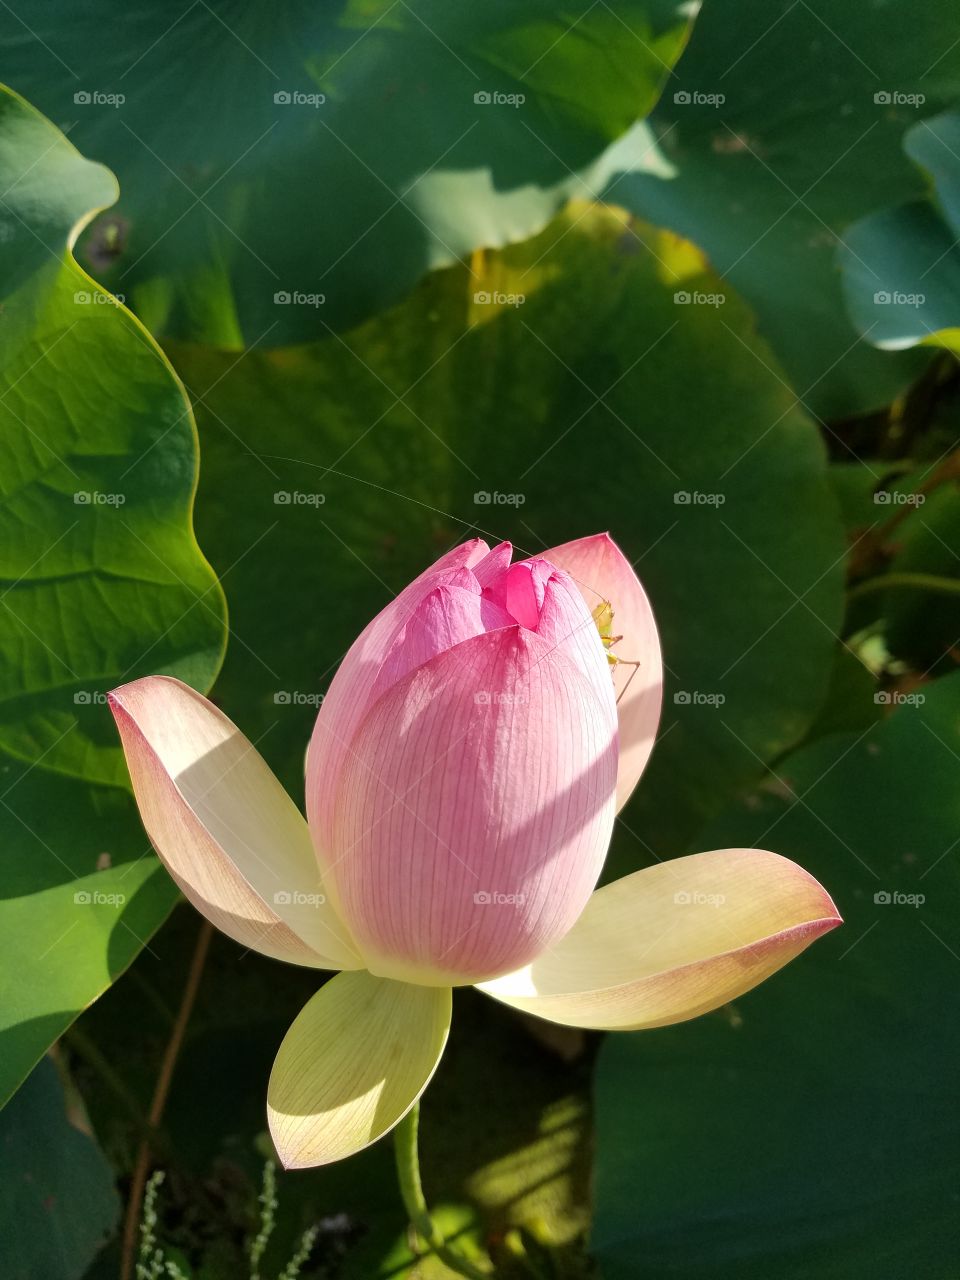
left=502, top=562, right=543, bottom=630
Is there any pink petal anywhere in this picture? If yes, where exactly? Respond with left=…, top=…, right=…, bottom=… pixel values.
left=306, top=539, right=491, bottom=858
left=531, top=562, right=618, bottom=736
left=325, top=626, right=618, bottom=985
left=504, top=561, right=546, bottom=627
left=471, top=540, right=513, bottom=587
left=487, top=554, right=617, bottom=738
left=369, top=574, right=513, bottom=703
left=541, top=533, right=662, bottom=811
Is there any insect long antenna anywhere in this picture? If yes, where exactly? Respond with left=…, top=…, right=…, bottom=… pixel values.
left=615, top=660, right=642, bottom=706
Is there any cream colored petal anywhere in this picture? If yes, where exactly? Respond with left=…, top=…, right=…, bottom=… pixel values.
left=110, top=676, right=360, bottom=969
left=477, top=849, right=841, bottom=1029
left=267, top=971, right=451, bottom=1168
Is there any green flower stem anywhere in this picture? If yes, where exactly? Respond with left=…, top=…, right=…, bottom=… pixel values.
left=848, top=571, right=960, bottom=601
left=393, top=1102, right=488, bottom=1279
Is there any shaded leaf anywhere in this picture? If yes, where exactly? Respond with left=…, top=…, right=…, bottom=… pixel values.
left=592, top=673, right=960, bottom=1278
left=0, top=1057, right=119, bottom=1279
left=1, top=0, right=693, bottom=344
left=843, top=111, right=960, bottom=352
left=609, top=0, right=960, bottom=416
left=170, top=202, right=844, bottom=871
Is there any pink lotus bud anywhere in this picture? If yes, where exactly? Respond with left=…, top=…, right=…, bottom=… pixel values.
left=306, top=539, right=622, bottom=985
left=109, top=533, right=840, bottom=1169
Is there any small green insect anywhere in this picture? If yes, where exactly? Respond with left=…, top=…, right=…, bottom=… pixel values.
left=592, top=600, right=643, bottom=705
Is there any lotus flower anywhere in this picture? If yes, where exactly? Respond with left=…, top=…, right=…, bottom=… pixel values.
left=109, top=534, right=840, bottom=1168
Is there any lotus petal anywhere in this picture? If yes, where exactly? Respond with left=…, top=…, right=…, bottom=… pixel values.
left=541, top=533, right=662, bottom=810
left=110, top=676, right=359, bottom=969
left=267, top=970, right=451, bottom=1168
left=477, top=848, right=841, bottom=1029
left=306, top=539, right=492, bottom=858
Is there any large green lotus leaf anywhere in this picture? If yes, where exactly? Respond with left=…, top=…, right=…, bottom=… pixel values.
left=801, top=644, right=882, bottom=741
left=843, top=110, right=960, bottom=353
left=169, top=203, right=843, bottom=871
left=605, top=0, right=960, bottom=418
left=592, top=673, right=960, bottom=1279
left=826, top=458, right=898, bottom=536
left=0, top=86, right=225, bottom=1105
left=0, top=1056, right=120, bottom=1278
left=0, top=0, right=693, bottom=347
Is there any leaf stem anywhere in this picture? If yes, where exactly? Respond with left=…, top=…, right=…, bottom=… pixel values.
left=848, top=571, right=960, bottom=601
left=393, top=1102, right=488, bottom=1279
left=119, top=917, right=214, bottom=1280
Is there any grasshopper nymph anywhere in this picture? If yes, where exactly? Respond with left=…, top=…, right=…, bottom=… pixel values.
left=592, top=600, right=642, bottom=705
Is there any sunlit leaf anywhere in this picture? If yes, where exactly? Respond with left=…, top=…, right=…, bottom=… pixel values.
left=0, top=85, right=226, bottom=1106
